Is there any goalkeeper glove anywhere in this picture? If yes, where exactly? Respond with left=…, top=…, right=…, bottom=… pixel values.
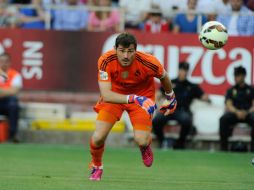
left=160, top=91, right=177, bottom=115
left=127, top=95, right=157, bottom=116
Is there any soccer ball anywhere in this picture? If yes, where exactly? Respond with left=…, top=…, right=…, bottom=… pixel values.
left=199, top=21, right=228, bottom=50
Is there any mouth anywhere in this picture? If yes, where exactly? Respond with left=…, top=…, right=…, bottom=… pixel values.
left=122, top=60, right=130, bottom=65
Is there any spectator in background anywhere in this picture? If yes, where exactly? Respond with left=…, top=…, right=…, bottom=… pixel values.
left=10, top=0, right=30, bottom=3
left=173, top=0, right=207, bottom=33
left=85, top=0, right=96, bottom=5
left=41, top=0, right=63, bottom=9
left=18, top=0, right=46, bottom=29
left=0, top=0, right=13, bottom=27
left=217, top=0, right=254, bottom=36
left=53, top=0, right=89, bottom=31
left=0, top=53, right=23, bottom=143
left=87, top=0, right=120, bottom=32
left=144, top=6, right=170, bottom=33
left=0, top=0, right=19, bottom=28
left=79, top=0, right=88, bottom=4
left=152, top=0, right=187, bottom=19
left=213, top=0, right=231, bottom=14
left=247, top=0, right=254, bottom=11
left=220, top=66, right=254, bottom=152
left=0, top=2, right=9, bottom=27
left=196, top=0, right=218, bottom=21
left=152, top=62, right=210, bottom=149
left=119, top=0, right=153, bottom=29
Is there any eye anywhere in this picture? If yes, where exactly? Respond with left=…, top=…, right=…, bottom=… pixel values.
left=128, top=49, right=135, bottom=53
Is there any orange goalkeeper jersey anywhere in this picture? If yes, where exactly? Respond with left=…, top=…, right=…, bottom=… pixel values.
left=98, top=49, right=164, bottom=100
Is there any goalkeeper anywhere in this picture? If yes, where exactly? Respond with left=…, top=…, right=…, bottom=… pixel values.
left=89, top=32, right=176, bottom=181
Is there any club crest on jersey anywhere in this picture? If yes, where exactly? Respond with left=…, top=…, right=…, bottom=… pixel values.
left=99, top=70, right=108, bottom=80
left=121, top=71, right=129, bottom=79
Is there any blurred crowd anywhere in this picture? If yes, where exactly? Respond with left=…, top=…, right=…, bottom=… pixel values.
left=0, top=0, right=254, bottom=35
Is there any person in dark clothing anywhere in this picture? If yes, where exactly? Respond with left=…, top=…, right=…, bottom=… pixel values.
left=220, top=66, right=254, bottom=152
left=152, top=61, right=210, bottom=149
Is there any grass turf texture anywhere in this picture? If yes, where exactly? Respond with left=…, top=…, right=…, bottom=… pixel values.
left=0, top=143, right=253, bottom=190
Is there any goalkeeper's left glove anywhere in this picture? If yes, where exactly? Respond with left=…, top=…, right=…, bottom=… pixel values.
left=160, top=91, right=177, bottom=115
left=127, top=95, right=157, bottom=116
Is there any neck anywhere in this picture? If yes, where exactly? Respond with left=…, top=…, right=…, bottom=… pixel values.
left=237, top=82, right=245, bottom=87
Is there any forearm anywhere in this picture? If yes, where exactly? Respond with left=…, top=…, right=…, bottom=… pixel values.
left=0, top=88, right=20, bottom=98
left=101, top=90, right=129, bottom=104
left=99, top=81, right=129, bottom=104
left=159, top=72, right=173, bottom=94
left=248, top=102, right=254, bottom=113
left=226, top=104, right=238, bottom=113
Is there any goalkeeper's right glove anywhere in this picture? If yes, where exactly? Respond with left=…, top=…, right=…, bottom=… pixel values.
left=160, top=91, right=177, bottom=115
left=127, top=95, right=157, bottom=116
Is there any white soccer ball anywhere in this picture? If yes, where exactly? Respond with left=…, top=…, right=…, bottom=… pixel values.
left=199, top=21, right=228, bottom=50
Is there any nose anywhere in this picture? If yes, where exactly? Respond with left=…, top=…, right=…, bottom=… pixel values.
left=123, top=52, right=128, bottom=58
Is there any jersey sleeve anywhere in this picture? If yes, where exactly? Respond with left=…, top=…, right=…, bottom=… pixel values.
left=97, top=55, right=111, bottom=82
left=11, top=74, right=23, bottom=88
left=225, top=88, right=233, bottom=101
left=146, top=55, right=165, bottom=79
left=251, top=87, right=254, bottom=100
left=192, top=84, right=204, bottom=99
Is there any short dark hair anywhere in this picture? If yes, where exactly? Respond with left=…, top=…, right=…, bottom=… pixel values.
left=234, top=66, right=246, bottom=76
left=115, top=33, right=137, bottom=49
left=179, top=61, right=189, bottom=70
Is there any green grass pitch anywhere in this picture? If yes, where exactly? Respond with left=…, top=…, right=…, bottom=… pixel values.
left=0, top=143, right=254, bottom=190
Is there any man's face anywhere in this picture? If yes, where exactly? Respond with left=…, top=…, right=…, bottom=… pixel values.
left=234, top=74, right=245, bottom=85
left=178, top=68, right=188, bottom=80
left=115, top=44, right=136, bottom=67
left=67, top=0, right=78, bottom=5
left=0, top=55, right=10, bottom=72
left=230, top=0, right=242, bottom=11
left=188, top=0, right=197, bottom=10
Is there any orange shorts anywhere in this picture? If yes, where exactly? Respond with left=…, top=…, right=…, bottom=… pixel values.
left=94, top=102, right=152, bottom=131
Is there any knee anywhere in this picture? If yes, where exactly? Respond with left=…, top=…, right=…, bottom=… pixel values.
left=152, top=112, right=166, bottom=127
left=220, top=114, right=231, bottom=125
left=92, top=131, right=107, bottom=146
left=248, top=113, right=254, bottom=124
left=179, top=114, right=192, bottom=127
left=8, top=97, right=19, bottom=109
left=134, top=133, right=151, bottom=146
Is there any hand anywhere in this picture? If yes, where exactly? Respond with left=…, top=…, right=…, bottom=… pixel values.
left=128, top=95, right=157, bottom=116
left=236, top=110, right=247, bottom=120
left=0, top=69, right=7, bottom=81
left=160, top=92, right=177, bottom=116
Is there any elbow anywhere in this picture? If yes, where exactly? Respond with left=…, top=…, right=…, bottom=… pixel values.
left=102, top=96, right=110, bottom=102
left=101, top=92, right=112, bottom=103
